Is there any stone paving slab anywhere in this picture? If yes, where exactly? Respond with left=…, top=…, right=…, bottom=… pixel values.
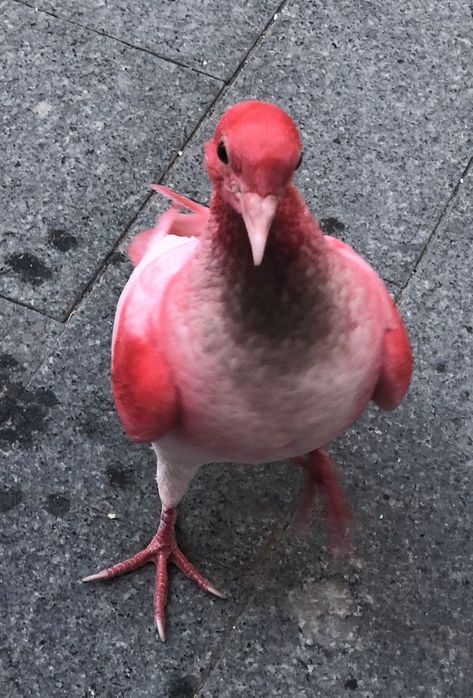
left=0, top=220, right=299, bottom=695
left=197, top=169, right=473, bottom=697
left=30, top=0, right=282, bottom=80
left=166, top=0, right=472, bottom=288
left=0, top=1, right=220, bottom=320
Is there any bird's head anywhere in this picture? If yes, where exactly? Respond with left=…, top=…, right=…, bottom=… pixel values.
left=205, top=100, right=303, bottom=265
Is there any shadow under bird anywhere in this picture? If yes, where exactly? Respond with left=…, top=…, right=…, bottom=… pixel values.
left=83, top=101, right=413, bottom=641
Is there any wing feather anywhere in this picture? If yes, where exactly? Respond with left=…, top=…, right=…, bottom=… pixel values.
left=325, top=235, right=413, bottom=410
left=112, top=187, right=204, bottom=442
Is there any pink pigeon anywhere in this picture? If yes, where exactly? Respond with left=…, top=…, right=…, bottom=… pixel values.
left=84, top=101, right=413, bottom=641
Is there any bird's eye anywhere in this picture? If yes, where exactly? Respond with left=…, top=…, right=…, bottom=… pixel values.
left=295, top=152, right=303, bottom=170
left=217, top=141, right=229, bottom=165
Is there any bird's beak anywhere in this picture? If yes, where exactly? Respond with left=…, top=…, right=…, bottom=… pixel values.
left=239, top=192, right=278, bottom=266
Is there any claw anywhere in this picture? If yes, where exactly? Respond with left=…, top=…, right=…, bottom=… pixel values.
left=82, top=570, right=109, bottom=582
left=171, top=546, right=225, bottom=598
left=155, top=617, right=166, bottom=643
left=206, top=584, right=226, bottom=600
left=83, top=508, right=225, bottom=638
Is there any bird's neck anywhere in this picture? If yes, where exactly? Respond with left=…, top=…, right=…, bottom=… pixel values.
left=197, top=185, right=331, bottom=343
left=206, top=185, right=326, bottom=267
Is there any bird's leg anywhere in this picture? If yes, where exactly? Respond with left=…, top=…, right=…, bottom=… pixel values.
left=83, top=507, right=224, bottom=641
left=292, top=449, right=353, bottom=551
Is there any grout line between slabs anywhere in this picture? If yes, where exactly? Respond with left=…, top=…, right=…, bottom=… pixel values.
left=0, top=291, right=63, bottom=323
left=397, top=155, right=472, bottom=304
left=192, top=472, right=303, bottom=697
left=62, top=0, right=289, bottom=323
left=194, top=512, right=294, bottom=698
left=61, top=111, right=220, bottom=322
left=10, top=0, right=225, bottom=82
left=0, top=330, right=66, bottom=431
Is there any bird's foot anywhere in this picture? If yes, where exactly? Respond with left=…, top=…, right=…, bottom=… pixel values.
left=83, top=508, right=224, bottom=641
left=293, top=449, right=353, bottom=553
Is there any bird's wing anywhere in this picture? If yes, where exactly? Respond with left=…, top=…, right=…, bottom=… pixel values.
left=371, top=299, right=413, bottom=410
left=112, top=190, right=207, bottom=442
left=129, top=185, right=209, bottom=266
left=325, top=235, right=413, bottom=410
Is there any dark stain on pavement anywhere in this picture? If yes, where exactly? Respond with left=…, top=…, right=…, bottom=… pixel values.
left=48, top=229, right=78, bottom=252
left=6, top=252, right=53, bottom=286
left=319, top=217, right=346, bottom=236
left=0, top=386, right=59, bottom=446
left=0, top=486, right=22, bottom=513
left=106, top=463, right=135, bottom=488
left=167, top=675, right=196, bottom=698
left=45, top=493, right=71, bottom=516
left=0, top=354, right=20, bottom=371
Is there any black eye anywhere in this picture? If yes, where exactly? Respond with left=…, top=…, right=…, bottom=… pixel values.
left=295, top=152, right=303, bottom=170
left=217, top=141, right=229, bottom=164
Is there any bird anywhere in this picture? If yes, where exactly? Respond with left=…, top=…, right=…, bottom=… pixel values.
left=83, top=100, right=413, bottom=641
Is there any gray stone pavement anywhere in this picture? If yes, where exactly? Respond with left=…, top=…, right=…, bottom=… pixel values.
left=0, top=0, right=471, bottom=696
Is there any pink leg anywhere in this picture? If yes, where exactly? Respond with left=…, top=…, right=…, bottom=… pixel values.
left=293, top=449, right=353, bottom=551
left=83, top=508, right=224, bottom=641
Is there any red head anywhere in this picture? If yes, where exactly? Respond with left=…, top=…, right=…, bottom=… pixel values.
left=205, top=101, right=303, bottom=265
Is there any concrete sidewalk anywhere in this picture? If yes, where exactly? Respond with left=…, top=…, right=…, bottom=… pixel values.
left=1, top=1, right=471, bottom=696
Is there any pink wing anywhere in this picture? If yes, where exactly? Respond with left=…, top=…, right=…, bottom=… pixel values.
left=325, top=236, right=413, bottom=411
left=129, top=185, right=209, bottom=267
left=112, top=187, right=206, bottom=442
left=112, top=328, right=177, bottom=443
left=371, top=300, right=413, bottom=410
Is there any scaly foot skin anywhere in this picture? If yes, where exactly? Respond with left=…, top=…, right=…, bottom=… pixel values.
left=293, top=449, right=353, bottom=552
left=83, top=508, right=225, bottom=641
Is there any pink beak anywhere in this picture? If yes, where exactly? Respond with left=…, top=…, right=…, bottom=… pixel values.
left=239, top=192, right=278, bottom=266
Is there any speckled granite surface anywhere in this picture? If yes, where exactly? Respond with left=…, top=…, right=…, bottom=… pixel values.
left=1, top=0, right=471, bottom=695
